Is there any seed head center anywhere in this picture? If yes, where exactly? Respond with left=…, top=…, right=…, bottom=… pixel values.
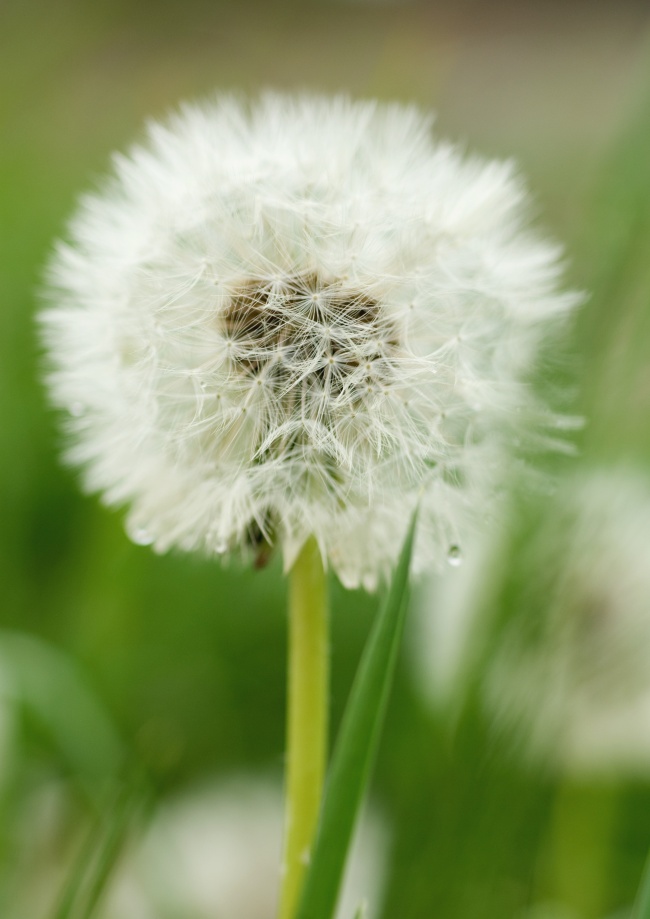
left=221, top=273, right=397, bottom=396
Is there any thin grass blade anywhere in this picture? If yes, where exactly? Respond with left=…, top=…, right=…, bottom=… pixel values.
left=51, top=768, right=149, bottom=919
left=632, top=851, right=650, bottom=919
left=295, top=512, right=417, bottom=919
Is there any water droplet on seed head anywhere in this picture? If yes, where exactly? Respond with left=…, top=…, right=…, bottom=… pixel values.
left=127, top=522, right=155, bottom=546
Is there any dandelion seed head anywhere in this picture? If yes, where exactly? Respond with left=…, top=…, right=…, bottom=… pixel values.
left=40, top=94, right=579, bottom=587
left=483, top=470, right=650, bottom=776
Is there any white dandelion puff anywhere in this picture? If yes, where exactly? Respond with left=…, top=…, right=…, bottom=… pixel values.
left=488, top=469, right=650, bottom=777
left=104, top=777, right=388, bottom=919
left=40, top=94, right=579, bottom=587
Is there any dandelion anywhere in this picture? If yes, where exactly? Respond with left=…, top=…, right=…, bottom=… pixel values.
left=485, top=469, right=650, bottom=777
left=39, top=93, right=578, bottom=918
left=40, top=94, right=577, bottom=591
left=105, top=776, right=388, bottom=919
left=419, top=469, right=650, bottom=777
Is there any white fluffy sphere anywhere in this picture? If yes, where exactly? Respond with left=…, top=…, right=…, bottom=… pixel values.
left=488, top=470, right=650, bottom=777
left=40, top=94, right=577, bottom=587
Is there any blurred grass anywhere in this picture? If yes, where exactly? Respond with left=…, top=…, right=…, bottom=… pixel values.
left=571, top=50, right=650, bottom=462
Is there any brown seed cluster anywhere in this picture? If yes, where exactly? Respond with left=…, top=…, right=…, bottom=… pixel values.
left=220, top=273, right=400, bottom=565
left=221, top=273, right=397, bottom=396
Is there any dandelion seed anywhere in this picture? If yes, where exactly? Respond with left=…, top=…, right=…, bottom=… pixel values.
left=39, top=94, right=578, bottom=587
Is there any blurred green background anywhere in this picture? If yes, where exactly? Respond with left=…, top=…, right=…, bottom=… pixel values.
left=2, top=1, right=650, bottom=917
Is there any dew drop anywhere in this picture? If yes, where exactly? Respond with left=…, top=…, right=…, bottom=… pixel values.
left=447, top=544, right=462, bottom=567
left=127, top=522, right=155, bottom=546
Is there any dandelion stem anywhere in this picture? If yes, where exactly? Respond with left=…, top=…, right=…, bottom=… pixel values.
left=280, top=536, right=329, bottom=919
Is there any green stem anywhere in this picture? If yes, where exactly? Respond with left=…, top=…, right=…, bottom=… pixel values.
left=540, top=779, right=619, bottom=919
left=279, top=537, right=329, bottom=919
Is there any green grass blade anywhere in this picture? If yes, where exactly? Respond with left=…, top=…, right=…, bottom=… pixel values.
left=50, top=820, right=99, bottom=919
left=51, top=769, right=150, bottom=919
left=296, top=512, right=417, bottom=919
left=632, top=851, right=650, bottom=919
left=75, top=785, right=141, bottom=919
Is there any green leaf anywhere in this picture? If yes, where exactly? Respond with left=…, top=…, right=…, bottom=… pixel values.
left=632, top=851, right=650, bottom=919
left=0, top=631, right=124, bottom=800
left=296, top=512, right=418, bottom=919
